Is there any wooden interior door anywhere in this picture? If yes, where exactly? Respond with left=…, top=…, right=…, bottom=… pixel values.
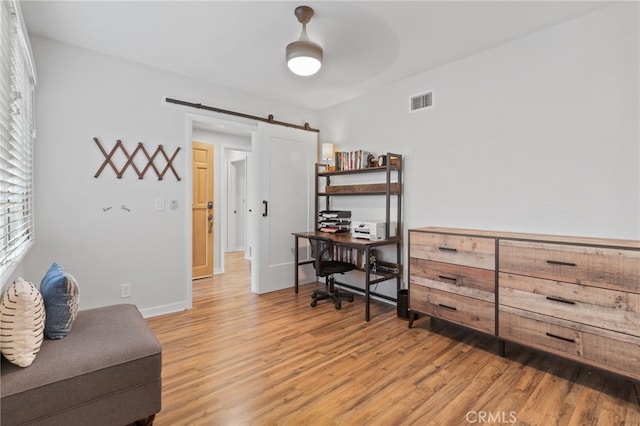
left=192, top=141, right=214, bottom=279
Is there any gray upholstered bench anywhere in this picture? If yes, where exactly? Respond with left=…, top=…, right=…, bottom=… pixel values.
left=1, top=304, right=162, bottom=426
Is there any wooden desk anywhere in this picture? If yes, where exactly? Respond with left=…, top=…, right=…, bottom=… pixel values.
left=292, top=231, right=402, bottom=321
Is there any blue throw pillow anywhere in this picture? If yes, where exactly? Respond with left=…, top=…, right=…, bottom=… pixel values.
left=40, top=263, right=79, bottom=339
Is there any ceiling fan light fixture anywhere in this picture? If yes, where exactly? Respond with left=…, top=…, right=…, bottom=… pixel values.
left=286, top=6, right=323, bottom=76
left=286, top=40, right=323, bottom=76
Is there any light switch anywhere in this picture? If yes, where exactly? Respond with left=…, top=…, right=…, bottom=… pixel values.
left=154, top=198, right=165, bottom=211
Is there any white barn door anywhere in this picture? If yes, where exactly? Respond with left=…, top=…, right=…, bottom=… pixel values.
left=252, top=122, right=316, bottom=294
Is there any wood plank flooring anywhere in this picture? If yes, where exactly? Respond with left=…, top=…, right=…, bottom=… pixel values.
left=146, top=252, right=640, bottom=425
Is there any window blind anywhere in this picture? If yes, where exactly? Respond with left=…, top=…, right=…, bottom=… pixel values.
left=0, top=0, right=36, bottom=283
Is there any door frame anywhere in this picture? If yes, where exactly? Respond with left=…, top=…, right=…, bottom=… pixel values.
left=185, top=113, right=317, bottom=303
left=185, top=113, right=257, bottom=308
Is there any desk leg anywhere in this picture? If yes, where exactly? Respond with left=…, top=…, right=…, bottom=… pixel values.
left=294, top=236, right=299, bottom=294
left=365, top=246, right=370, bottom=321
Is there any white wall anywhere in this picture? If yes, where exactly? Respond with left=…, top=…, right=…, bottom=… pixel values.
left=15, top=3, right=638, bottom=312
left=23, top=36, right=317, bottom=316
left=317, top=3, right=639, bottom=296
left=319, top=2, right=639, bottom=241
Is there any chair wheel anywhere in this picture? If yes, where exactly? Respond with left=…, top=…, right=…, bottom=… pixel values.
left=311, top=300, right=317, bottom=307
left=335, top=301, right=341, bottom=310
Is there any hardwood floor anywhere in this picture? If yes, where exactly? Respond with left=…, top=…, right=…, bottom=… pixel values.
left=146, top=252, right=640, bottom=425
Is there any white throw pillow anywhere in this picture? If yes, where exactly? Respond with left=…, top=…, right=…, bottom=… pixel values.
left=0, top=277, right=46, bottom=367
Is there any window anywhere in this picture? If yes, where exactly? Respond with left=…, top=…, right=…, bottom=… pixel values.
left=0, top=0, right=36, bottom=284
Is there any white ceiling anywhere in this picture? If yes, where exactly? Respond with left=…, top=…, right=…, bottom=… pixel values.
left=21, top=1, right=614, bottom=111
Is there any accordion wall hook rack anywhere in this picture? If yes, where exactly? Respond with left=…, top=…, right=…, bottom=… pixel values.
left=93, top=137, right=182, bottom=181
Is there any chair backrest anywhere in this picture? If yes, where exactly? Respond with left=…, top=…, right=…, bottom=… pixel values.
left=307, top=235, right=334, bottom=276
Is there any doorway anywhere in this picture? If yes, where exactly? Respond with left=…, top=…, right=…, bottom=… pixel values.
left=190, top=117, right=254, bottom=279
left=186, top=114, right=317, bottom=305
left=226, top=154, right=247, bottom=255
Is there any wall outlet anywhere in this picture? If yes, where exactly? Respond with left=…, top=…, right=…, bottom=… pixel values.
left=120, top=283, right=131, bottom=298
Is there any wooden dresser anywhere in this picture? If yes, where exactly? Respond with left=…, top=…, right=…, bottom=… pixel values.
left=408, top=227, right=640, bottom=381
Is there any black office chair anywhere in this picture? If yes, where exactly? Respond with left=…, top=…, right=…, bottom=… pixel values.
left=307, top=235, right=356, bottom=310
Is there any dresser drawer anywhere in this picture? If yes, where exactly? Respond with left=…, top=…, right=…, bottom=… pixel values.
left=410, top=285, right=495, bottom=334
left=410, top=258, right=495, bottom=302
left=499, top=272, right=640, bottom=337
left=499, top=240, right=640, bottom=293
left=409, top=231, right=495, bottom=270
left=500, top=307, right=640, bottom=380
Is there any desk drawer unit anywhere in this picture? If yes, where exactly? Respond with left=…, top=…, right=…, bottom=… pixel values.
left=409, top=230, right=497, bottom=335
left=499, top=239, right=640, bottom=380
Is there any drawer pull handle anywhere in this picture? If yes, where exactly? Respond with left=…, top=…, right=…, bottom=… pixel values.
left=438, top=247, right=458, bottom=253
left=546, top=332, right=575, bottom=344
left=546, top=260, right=577, bottom=267
left=438, top=303, right=457, bottom=311
left=546, top=296, right=576, bottom=305
left=438, top=275, right=458, bottom=282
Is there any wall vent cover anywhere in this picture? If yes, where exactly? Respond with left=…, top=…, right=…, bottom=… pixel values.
left=410, top=91, right=433, bottom=112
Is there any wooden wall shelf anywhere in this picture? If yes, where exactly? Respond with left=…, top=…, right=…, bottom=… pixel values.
left=322, top=182, right=401, bottom=195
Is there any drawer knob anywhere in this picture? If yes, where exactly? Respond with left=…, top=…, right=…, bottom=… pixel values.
left=438, top=246, right=458, bottom=253
left=546, top=332, right=575, bottom=344
left=438, top=275, right=458, bottom=283
left=546, top=260, right=577, bottom=267
left=546, top=296, right=576, bottom=305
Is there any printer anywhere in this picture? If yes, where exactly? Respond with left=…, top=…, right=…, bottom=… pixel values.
left=351, top=221, right=397, bottom=240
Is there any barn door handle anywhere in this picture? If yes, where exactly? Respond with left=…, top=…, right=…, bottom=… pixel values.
left=262, top=200, right=268, bottom=217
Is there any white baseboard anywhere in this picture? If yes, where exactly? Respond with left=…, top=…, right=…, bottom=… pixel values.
left=140, top=301, right=190, bottom=318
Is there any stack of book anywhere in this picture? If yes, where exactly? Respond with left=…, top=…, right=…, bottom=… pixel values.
left=318, top=210, right=351, bottom=233
left=334, top=150, right=371, bottom=171
left=334, top=246, right=365, bottom=269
